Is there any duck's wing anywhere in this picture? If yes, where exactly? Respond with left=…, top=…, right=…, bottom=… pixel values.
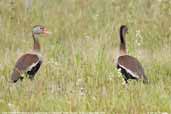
left=11, top=53, right=41, bottom=82
left=117, top=55, right=145, bottom=79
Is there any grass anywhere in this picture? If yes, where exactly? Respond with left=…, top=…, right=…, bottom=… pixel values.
left=0, top=0, right=171, bottom=113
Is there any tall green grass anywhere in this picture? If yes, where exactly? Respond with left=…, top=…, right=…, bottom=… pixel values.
left=0, top=0, right=171, bottom=113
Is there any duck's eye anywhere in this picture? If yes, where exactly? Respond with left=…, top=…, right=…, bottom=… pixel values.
left=40, top=27, right=44, bottom=30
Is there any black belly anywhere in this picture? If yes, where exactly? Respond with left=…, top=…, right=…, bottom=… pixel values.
left=117, top=64, right=137, bottom=80
left=27, top=61, right=42, bottom=76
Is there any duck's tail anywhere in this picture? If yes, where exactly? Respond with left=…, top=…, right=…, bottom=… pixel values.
left=11, top=68, right=23, bottom=83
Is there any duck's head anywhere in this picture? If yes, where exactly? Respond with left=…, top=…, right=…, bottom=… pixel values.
left=32, top=25, right=51, bottom=36
left=120, top=25, right=128, bottom=36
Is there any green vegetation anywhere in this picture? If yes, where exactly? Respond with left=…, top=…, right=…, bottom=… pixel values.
left=0, top=0, right=171, bottom=113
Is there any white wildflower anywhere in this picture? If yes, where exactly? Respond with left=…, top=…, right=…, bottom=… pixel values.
left=80, top=87, right=85, bottom=96
left=135, top=30, right=143, bottom=46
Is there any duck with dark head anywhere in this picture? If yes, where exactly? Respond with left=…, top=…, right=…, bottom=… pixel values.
left=116, top=25, right=148, bottom=84
left=11, top=25, right=50, bottom=83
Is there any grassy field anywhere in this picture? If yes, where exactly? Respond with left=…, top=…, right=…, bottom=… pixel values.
left=0, top=0, right=171, bottom=113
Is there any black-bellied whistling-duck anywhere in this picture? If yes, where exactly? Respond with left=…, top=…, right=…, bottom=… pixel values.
left=116, top=25, right=148, bottom=84
left=11, top=25, right=50, bottom=83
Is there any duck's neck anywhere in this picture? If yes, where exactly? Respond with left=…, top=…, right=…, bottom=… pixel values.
left=119, top=30, right=127, bottom=56
left=32, top=33, right=40, bottom=52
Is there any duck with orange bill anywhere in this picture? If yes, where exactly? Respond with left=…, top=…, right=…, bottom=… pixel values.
left=11, top=25, right=51, bottom=83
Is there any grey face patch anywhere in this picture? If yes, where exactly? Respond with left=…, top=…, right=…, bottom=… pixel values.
left=32, top=26, right=44, bottom=34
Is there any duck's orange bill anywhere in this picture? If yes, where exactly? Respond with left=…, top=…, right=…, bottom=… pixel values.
left=43, top=28, right=52, bottom=35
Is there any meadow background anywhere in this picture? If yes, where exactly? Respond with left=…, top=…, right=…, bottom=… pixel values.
left=0, top=0, right=171, bottom=113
